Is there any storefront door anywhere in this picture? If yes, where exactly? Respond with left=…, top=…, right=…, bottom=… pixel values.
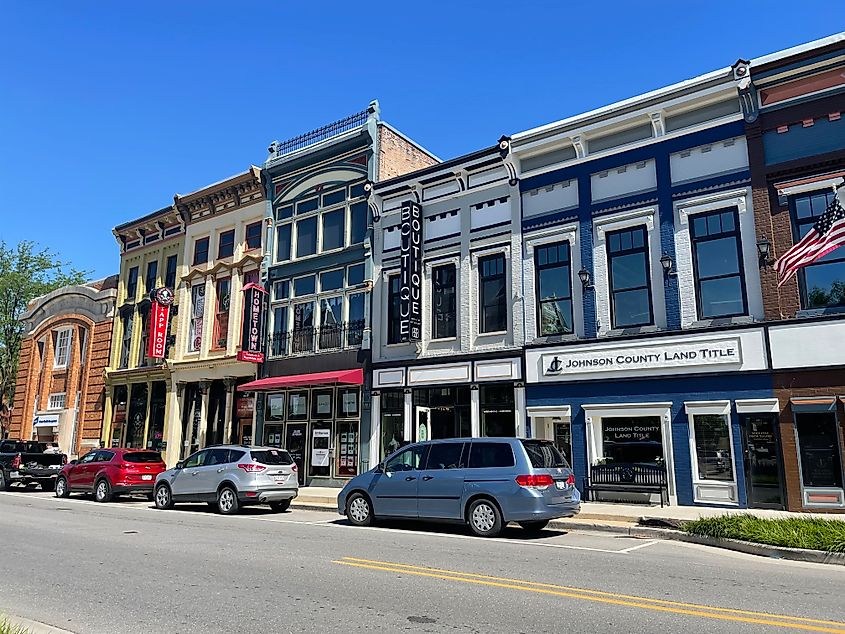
left=740, top=414, right=785, bottom=509
left=286, top=423, right=306, bottom=485
left=416, top=407, right=432, bottom=442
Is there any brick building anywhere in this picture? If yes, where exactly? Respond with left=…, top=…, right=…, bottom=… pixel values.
left=9, top=278, right=118, bottom=457
left=743, top=34, right=845, bottom=511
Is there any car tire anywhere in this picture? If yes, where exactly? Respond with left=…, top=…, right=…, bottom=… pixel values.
left=38, top=479, right=55, bottom=492
left=346, top=492, right=373, bottom=527
left=518, top=520, right=549, bottom=533
left=217, top=486, right=239, bottom=515
left=154, top=484, right=174, bottom=510
left=55, top=477, right=70, bottom=498
left=467, top=498, right=503, bottom=538
left=94, top=478, right=112, bottom=503
left=269, top=499, right=291, bottom=513
left=0, top=470, right=11, bottom=492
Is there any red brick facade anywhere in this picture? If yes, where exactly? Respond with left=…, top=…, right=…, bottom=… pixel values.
left=377, top=124, right=439, bottom=181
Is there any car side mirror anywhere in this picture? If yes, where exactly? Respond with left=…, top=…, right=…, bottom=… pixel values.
left=375, top=462, right=384, bottom=473
left=175, top=461, right=185, bottom=470
left=69, top=459, right=78, bottom=465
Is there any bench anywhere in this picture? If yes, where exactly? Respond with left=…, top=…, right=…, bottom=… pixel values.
left=584, top=463, right=668, bottom=507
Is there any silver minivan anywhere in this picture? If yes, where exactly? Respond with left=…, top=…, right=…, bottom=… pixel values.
left=154, top=445, right=298, bottom=514
left=338, top=438, right=580, bottom=537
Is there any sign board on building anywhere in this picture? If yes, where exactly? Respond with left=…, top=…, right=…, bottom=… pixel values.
left=399, top=201, right=423, bottom=342
left=33, top=414, right=60, bottom=428
left=238, top=282, right=268, bottom=363
left=311, top=428, right=331, bottom=467
left=147, top=287, right=174, bottom=360
left=542, top=338, right=742, bottom=377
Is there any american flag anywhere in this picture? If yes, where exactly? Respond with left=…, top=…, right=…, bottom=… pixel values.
left=776, top=186, right=845, bottom=287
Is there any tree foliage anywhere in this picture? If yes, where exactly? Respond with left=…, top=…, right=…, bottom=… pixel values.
left=0, top=241, right=88, bottom=407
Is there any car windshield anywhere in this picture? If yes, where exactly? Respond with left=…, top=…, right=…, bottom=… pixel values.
left=251, top=449, right=293, bottom=465
left=123, top=451, right=163, bottom=463
left=521, top=440, right=570, bottom=469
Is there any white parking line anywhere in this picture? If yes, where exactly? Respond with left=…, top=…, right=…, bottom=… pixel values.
left=1, top=491, right=656, bottom=554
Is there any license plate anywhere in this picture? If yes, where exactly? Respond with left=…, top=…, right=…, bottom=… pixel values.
left=273, top=475, right=288, bottom=483
left=141, top=475, right=153, bottom=481
left=49, top=464, right=63, bottom=470
left=555, top=481, right=567, bottom=490
left=9, top=471, right=19, bottom=478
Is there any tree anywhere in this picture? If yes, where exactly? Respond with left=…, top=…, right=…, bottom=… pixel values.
left=0, top=241, right=88, bottom=409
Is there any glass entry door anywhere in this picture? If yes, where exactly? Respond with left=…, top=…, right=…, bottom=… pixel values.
left=740, top=414, right=785, bottom=509
left=286, top=423, right=306, bottom=485
left=416, top=407, right=432, bottom=442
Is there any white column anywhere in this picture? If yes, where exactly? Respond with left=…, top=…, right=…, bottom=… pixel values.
left=514, top=384, right=526, bottom=437
left=403, top=389, right=413, bottom=442
left=223, top=378, right=236, bottom=445
left=197, top=381, right=210, bottom=449
left=470, top=385, right=480, bottom=437
left=369, top=392, right=381, bottom=468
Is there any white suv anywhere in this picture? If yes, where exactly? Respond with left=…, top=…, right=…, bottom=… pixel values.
left=154, top=445, right=298, bottom=515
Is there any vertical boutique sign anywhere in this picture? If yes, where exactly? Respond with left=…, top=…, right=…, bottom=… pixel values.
left=147, top=287, right=174, bottom=359
left=400, top=201, right=423, bottom=342
left=237, top=282, right=268, bottom=363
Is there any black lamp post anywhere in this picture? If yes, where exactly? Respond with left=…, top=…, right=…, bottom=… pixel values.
left=756, top=236, right=772, bottom=266
left=578, top=268, right=594, bottom=290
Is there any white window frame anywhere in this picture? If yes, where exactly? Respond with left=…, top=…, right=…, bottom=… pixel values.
left=685, top=400, right=739, bottom=505
left=593, top=207, right=665, bottom=335
left=524, top=225, right=582, bottom=340
left=187, top=283, right=205, bottom=353
left=53, top=327, right=73, bottom=369
left=425, top=256, right=461, bottom=343
left=47, top=392, right=66, bottom=411
left=472, top=245, right=511, bottom=339
left=674, top=188, right=762, bottom=327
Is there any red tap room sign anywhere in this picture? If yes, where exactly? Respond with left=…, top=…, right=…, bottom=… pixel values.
left=237, top=282, right=268, bottom=363
left=147, top=287, right=174, bottom=359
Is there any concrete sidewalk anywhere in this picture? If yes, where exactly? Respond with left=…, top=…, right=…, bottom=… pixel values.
left=297, top=486, right=845, bottom=525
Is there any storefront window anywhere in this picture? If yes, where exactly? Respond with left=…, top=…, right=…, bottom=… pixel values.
left=601, top=417, right=662, bottom=464
left=336, top=421, right=358, bottom=477
left=337, top=387, right=360, bottom=418
left=312, top=389, right=334, bottom=419
left=480, top=383, right=515, bottom=437
left=288, top=391, right=308, bottom=421
left=148, top=381, right=166, bottom=451
left=795, top=412, right=844, bottom=489
left=381, top=390, right=404, bottom=458
left=127, top=383, right=148, bottom=449
left=111, top=386, right=127, bottom=448
left=554, top=422, right=572, bottom=466
left=414, top=386, right=471, bottom=439
left=691, top=414, right=734, bottom=481
left=265, top=393, right=285, bottom=422
left=310, top=421, right=331, bottom=477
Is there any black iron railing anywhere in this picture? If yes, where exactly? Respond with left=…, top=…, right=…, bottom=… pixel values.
left=269, top=109, right=370, bottom=159
left=270, top=320, right=365, bottom=357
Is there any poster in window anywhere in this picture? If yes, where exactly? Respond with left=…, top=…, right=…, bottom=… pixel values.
left=342, top=391, right=358, bottom=416
left=267, top=394, right=284, bottom=420
left=311, top=428, right=331, bottom=467
left=317, top=393, right=332, bottom=415
left=291, top=394, right=306, bottom=416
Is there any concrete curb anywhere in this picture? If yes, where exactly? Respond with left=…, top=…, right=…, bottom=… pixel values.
left=1, top=614, right=77, bottom=634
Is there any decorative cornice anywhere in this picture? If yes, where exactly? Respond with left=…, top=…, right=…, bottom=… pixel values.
left=175, top=166, right=265, bottom=224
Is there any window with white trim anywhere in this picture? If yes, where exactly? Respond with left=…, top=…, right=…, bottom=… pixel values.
left=53, top=328, right=72, bottom=369
left=690, top=207, right=747, bottom=319
left=188, top=284, right=205, bottom=353
left=690, top=413, right=735, bottom=482
left=478, top=253, right=507, bottom=333
left=48, top=393, right=66, bottom=410
left=607, top=226, right=653, bottom=328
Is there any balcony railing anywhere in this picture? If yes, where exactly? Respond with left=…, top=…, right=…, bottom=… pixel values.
left=270, top=320, right=365, bottom=357
left=268, top=108, right=371, bottom=159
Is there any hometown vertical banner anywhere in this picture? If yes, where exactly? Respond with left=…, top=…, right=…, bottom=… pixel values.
left=147, top=287, right=174, bottom=359
left=399, top=200, right=423, bottom=342
left=238, top=282, right=268, bottom=363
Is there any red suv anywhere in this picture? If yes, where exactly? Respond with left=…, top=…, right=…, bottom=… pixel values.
left=55, top=448, right=166, bottom=502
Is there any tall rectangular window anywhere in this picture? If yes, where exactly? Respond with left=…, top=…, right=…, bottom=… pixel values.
left=795, top=412, right=843, bottom=489
left=478, top=253, right=507, bottom=333
left=296, top=217, right=317, bottom=257
left=271, top=306, right=288, bottom=356
left=350, top=202, right=368, bottom=244
left=387, top=274, right=402, bottom=344
left=218, top=229, right=235, bottom=259
left=790, top=190, right=845, bottom=309
left=164, top=255, right=178, bottom=289
left=126, top=266, right=139, bottom=301
left=348, top=292, right=365, bottom=347
left=145, top=260, right=158, bottom=295
left=188, top=284, right=205, bottom=352
left=245, top=221, right=262, bottom=250
left=607, top=226, right=653, bottom=328
left=138, top=309, right=149, bottom=367
left=193, top=237, right=209, bottom=265
left=691, top=208, right=746, bottom=319
left=276, top=224, right=291, bottom=262
left=292, top=301, right=315, bottom=353
left=432, top=264, right=456, bottom=339
left=119, top=313, right=133, bottom=368
left=691, top=414, right=734, bottom=482
left=53, top=328, right=72, bottom=368
left=535, top=242, right=573, bottom=336
left=322, top=209, right=345, bottom=251
left=213, top=278, right=231, bottom=350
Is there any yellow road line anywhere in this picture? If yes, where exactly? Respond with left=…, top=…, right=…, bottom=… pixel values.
left=334, top=557, right=845, bottom=633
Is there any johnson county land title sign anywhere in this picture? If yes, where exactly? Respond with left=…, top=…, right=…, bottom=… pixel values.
left=400, top=201, right=423, bottom=342
left=543, top=338, right=742, bottom=377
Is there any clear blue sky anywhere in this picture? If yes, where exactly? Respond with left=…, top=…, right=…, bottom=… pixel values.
left=0, top=1, right=838, bottom=279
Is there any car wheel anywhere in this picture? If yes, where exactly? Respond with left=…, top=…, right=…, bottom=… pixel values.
left=467, top=498, right=503, bottom=538
left=154, top=484, right=173, bottom=510
left=217, top=486, right=239, bottom=515
left=94, top=478, right=112, bottom=503
left=346, top=492, right=373, bottom=527
left=269, top=499, right=291, bottom=513
left=518, top=520, right=549, bottom=533
left=55, top=477, right=70, bottom=498
left=0, top=471, right=10, bottom=492
left=38, top=479, right=55, bottom=492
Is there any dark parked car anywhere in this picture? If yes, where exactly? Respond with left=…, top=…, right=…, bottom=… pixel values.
left=0, top=439, right=66, bottom=491
left=55, top=448, right=166, bottom=502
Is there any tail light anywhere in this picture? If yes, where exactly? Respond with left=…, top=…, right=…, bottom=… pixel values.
left=566, top=473, right=576, bottom=487
left=237, top=463, right=267, bottom=473
left=515, top=474, right=554, bottom=489
left=62, top=455, right=68, bottom=465
left=11, top=454, right=21, bottom=469
left=290, top=463, right=298, bottom=472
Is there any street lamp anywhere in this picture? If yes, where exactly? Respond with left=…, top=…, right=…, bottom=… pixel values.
left=660, top=253, right=677, bottom=277
left=756, top=236, right=772, bottom=266
left=578, top=268, right=594, bottom=290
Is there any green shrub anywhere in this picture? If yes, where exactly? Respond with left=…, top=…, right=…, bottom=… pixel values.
left=0, top=617, right=30, bottom=634
left=682, top=514, right=845, bottom=553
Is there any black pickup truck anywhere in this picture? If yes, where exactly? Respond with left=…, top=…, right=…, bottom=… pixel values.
left=0, top=440, right=67, bottom=491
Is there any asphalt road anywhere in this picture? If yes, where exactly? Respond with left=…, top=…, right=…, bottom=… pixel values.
left=1, top=490, right=844, bottom=634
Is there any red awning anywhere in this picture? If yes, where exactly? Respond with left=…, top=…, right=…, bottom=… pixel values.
left=238, top=368, right=363, bottom=391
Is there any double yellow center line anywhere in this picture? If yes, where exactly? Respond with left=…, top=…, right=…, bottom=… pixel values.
left=333, top=557, right=845, bottom=632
